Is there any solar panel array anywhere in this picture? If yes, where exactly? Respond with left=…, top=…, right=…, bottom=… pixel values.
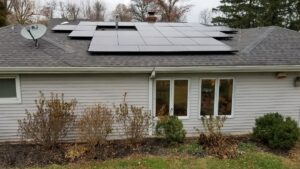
left=52, top=22, right=237, bottom=53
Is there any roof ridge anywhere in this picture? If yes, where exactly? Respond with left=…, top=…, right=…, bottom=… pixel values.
left=241, top=26, right=276, bottom=53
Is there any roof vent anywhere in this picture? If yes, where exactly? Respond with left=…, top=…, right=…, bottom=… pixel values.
left=115, top=14, right=120, bottom=30
left=146, top=11, right=157, bottom=23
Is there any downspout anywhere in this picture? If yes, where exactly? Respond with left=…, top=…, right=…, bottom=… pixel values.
left=148, top=68, right=156, bottom=136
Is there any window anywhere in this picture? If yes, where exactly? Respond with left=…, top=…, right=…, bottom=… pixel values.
left=155, top=79, right=189, bottom=118
left=0, top=76, right=21, bottom=103
left=200, top=79, right=233, bottom=116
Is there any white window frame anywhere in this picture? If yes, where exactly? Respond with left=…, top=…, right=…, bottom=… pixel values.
left=0, top=75, right=22, bottom=104
left=154, top=78, right=190, bottom=120
left=199, top=77, right=235, bottom=118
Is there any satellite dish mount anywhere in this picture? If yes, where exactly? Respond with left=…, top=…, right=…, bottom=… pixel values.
left=21, top=24, right=47, bottom=48
left=26, top=25, right=39, bottom=47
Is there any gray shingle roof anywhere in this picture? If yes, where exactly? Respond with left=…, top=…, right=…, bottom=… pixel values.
left=1, top=20, right=300, bottom=68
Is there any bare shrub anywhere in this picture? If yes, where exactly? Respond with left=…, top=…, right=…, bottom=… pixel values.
left=77, top=104, right=114, bottom=149
left=115, top=93, right=152, bottom=145
left=18, top=92, right=77, bottom=149
left=199, top=115, right=238, bottom=159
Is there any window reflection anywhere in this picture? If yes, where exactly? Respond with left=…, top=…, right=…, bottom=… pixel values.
left=174, top=80, right=188, bottom=116
left=200, top=79, right=215, bottom=116
left=156, top=80, right=170, bottom=116
left=218, top=79, right=233, bottom=115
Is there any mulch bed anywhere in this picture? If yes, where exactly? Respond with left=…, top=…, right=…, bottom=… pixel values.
left=0, top=138, right=174, bottom=168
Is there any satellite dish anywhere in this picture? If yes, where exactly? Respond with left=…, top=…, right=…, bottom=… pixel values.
left=21, top=24, right=47, bottom=47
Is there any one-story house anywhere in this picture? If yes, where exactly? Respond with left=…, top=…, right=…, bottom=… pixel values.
left=1, top=19, right=300, bottom=142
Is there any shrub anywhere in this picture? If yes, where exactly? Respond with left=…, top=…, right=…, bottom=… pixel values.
left=18, top=92, right=77, bottom=148
left=77, top=104, right=114, bottom=149
left=115, top=93, right=152, bottom=145
left=156, top=116, right=186, bottom=143
left=199, top=115, right=238, bottom=159
left=253, top=112, right=300, bottom=150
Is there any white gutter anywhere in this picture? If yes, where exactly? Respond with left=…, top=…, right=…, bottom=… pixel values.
left=1, top=65, right=300, bottom=74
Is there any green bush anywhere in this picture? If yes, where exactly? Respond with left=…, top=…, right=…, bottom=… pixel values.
left=156, top=116, right=186, bottom=143
left=253, top=112, right=300, bottom=150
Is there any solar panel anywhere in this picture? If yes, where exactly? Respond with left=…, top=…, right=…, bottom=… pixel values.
left=52, top=21, right=238, bottom=53
left=186, top=45, right=234, bottom=52
left=192, top=38, right=227, bottom=46
left=168, top=38, right=198, bottom=45
left=89, top=45, right=139, bottom=52
left=68, top=31, right=95, bottom=38
left=118, top=36, right=145, bottom=45
left=75, top=25, right=97, bottom=31
left=139, top=30, right=163, bottom=37
left=94, top=31, right=117, bottom=37
left=143, top=38, right=172, bottom=45
left=204, top=32, right=232, bottom=38
left=90, top=37, right=118, bottom=45
left=52, top=25, right=77, bottom=31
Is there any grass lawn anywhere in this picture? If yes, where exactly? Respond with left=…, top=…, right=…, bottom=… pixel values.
left=29, top=143, right=300, bottom=169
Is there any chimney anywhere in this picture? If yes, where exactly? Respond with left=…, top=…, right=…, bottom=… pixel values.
left=146, top=11, right=157, bottom=23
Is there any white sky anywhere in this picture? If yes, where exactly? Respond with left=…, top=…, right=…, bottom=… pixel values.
left=40, top=0, right=220, bottom=22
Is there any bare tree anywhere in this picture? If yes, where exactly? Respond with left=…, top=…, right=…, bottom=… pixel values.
left=41, top=0, right=56, bottom=19
left=10, top=0, right=34, bottom=24
left=113, top=3, right=132, bottom=22
left=81, top=0, right=105, bottom=21
left=130, top=0, right=157, bottom=22
left=59, top=1, right=80, bottom=20
left=199, top=8, right=212, bottom=25
left=156, top=0, right=192, bottom=22
left=93, top=0, right=105, bottom=21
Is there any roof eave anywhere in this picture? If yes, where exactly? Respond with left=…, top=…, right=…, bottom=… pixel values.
left=1, top=65, right=300, bottom=74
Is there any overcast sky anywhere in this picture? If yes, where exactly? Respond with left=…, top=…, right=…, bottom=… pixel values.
left=40, top=0, right=220, bottom=22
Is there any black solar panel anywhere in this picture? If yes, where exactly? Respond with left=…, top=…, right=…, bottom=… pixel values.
left=52, top=21, right=237, bottom=53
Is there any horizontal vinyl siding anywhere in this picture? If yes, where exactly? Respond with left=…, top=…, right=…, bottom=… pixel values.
left=0, top=74, right=149, bottom=142
left=1, top=72, right=300, bottom=142
left=156, top=73, right=300, bottom=135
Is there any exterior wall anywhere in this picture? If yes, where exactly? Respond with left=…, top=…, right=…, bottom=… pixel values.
left=156, top=72, right=300, bottom=136
left=1, top=72, right=300, bottom=142
left=0, top=74, right=149, bottom=142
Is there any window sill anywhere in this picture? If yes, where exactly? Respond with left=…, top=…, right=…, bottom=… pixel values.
left=0, top=98, right=22, bottom=104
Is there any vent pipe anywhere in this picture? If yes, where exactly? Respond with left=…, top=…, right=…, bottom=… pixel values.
left=115, top=14, right=120, bottom=30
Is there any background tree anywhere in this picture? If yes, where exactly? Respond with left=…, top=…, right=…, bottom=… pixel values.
left=59, top=1, right=80, bottom=20
left=0, top=0, right=7, bottom=26
left=156, top=0, right=192, bottom=22
left=81, top=0, right=105, bottom=21
left=212, top=0, right=261, bottom=28
left=199, top=8, right=212, bottom=25
left=113, top=3, right=132, bottom=22
left=41, top=0, right=56, bottom=19
left=10, top=0, right=35, bottom=24
left=130, top=0, right=157, bottom=22
left=212, top=0, right=300, bottom=31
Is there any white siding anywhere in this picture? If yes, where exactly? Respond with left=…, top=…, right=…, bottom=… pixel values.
left=156, top=73, right=300, bottom=136
left=0, top=74, right=149, bottom=142
left=1, top=72, right=300, bottom=142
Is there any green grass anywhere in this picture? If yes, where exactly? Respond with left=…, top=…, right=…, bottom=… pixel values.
left=29, top=150, right=299, bottom=169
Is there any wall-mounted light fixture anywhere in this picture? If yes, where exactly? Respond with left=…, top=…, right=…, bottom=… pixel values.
left=294, top=77, right=300, bottom=87
left=276, top=72, right=287, bottom=79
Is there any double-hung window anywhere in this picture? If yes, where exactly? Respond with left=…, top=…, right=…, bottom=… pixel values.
left=200, top=78, right=234, bottom=116
left=0, top=76, right=21, bottom=103
left=155, top=79, right=189, bottom=118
